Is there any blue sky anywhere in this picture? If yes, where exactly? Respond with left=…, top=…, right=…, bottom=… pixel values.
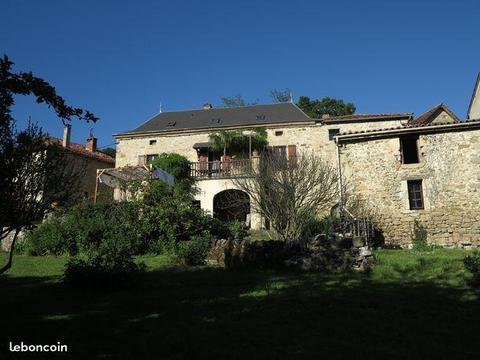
left=1, top=0, right=479, bottom=149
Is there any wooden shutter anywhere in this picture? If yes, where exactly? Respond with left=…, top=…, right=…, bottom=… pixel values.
left=287, top=145, right=297, bottom=166
left=138, top=155, right=146, bottom=165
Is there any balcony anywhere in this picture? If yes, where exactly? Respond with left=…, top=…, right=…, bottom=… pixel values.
left=189, top=159, right=252, bottom=179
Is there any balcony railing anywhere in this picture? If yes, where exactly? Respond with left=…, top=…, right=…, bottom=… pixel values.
left=189, top=159, right=252, bottom=179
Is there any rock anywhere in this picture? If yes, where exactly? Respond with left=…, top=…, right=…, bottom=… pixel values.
left=359, top=247, right=372, bottom=257
left=353, top=236, right=365, bottom=248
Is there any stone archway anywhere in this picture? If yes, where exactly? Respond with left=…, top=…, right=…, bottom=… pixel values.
left=213, top=189, right=250, bottom=224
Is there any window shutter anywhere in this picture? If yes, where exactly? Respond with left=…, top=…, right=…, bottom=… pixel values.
left=287, top=145, right=297, bottom=166
left=138, top=155, right=146, bottom=165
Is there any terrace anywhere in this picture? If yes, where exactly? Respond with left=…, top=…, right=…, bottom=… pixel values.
left=189, top=158, right=252, bottom=179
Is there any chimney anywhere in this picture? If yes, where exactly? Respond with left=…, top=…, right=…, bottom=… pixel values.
left=321, top=114, right=331, bottom=119
left=62, top=124, right=71, bottom=147
left=203, top=103, right=213, bottom=110
left=86, top=136, right=97, bottom=152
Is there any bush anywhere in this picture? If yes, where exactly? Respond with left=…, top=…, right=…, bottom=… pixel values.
left=151, top=153, right=191, bottom=180
left=176, top=235, right=211, bottom=266
left=64, top=255, right=146, bottom=290
left=301, top=214, right=338, bottom=238
left=64, top=222, right=146, bottom=289
left=464, top=251, right=480, bottom=285
left=24, top=216, right=77, bottom=256
left=411, top=220, right=432, bottom=251
left=23, top=202, right=142, bottom=257
left=139, top=180, right=214, bottom=254
left=228, top=221, right=248, bottom=240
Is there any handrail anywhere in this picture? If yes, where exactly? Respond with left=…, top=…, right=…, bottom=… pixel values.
left=189, top=159, right=252, bottom=179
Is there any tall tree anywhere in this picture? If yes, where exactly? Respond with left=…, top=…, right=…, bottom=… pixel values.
left=297, top=96, right=355, bottom=118
left=232, top=151, right=339, bottom=241
left=270, top=88, right=292, bottom=103
left=0, top=55, right=96, bottom=274
left=220, top=94, right=258, bottom=108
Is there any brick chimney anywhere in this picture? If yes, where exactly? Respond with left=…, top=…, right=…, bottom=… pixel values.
left=86, top=136, right=97, bottom=152
left=62, top=124, right=71, bottom=147
left=203, top=103, right=213, bottom=110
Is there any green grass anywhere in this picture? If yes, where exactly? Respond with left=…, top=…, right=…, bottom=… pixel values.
left=1, top=249, right=479, bottom=359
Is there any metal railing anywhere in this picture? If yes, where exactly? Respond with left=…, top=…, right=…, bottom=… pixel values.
left=189, top=159, right=252, bottom=179
left=340, top=207, right=376, bottom=246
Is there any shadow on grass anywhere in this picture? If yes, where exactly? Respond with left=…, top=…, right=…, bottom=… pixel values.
left=1, top=263, right=480, bottom=359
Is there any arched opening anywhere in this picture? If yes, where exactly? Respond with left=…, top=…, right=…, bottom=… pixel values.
left=213, top=189, right=250, bottom=225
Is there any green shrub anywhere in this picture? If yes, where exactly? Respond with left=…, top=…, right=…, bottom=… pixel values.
left=139, top=180, right=214, bottom=253
left=464, top=251, right=480, bottom=285
left=24, top=216, right=76, bottom=256
left=23, top=202, right=142, bottom=257
left=64, top=255, right=146, bottom=290
left=301, top=214, right=338, bottom=238
left=151, top=153, right=191, bottom=180
left=64, top=220, right=146, bottom=289
left=176, top=235, right=211, bottom=266
left=208, top=217, right=232, bottom=240
left=228, top=221, right=248, bottom=240
left=411, top=220, right=432, bottom=251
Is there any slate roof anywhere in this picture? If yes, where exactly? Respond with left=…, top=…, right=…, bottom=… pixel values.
left=48, top=137, right=115, bottom=164
left=117, top=103, right=312, bottom=135
left=409, top=104, right=461, bottom=127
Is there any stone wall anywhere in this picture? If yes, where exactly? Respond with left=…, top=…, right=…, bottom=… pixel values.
left=115, top=119, right=406, bottom=168
left=207, top=235, right=373, bottom=271
left=339, top=128, right=480, bottom=247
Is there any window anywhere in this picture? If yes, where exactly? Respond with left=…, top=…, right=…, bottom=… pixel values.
left=272, top=146, right=287, bottom=164
left=400, top=135, right=419, bottom=164
left=407, top=180, right=424, bottom=210
left=146, top=154, right=158, bottom=164
left=149, top=139, right=157, bottom=145
left=275, top=131, right=283, bottom=136
left=328, top=128, right=340, bottom=141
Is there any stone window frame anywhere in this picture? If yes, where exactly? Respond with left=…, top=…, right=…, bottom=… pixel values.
left=149, top=139, right=157, bottom=145
left=400, top=135, right=420, bottom=164
left=407, top=179, right=424, bottom=210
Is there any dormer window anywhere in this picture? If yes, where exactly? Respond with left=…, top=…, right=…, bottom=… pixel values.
left=167, top=121, right=176, bottom=127
left=256, top=114, right=266, bottom=120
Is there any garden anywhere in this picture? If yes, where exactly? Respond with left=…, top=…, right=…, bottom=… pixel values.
left=2, top=248, right=480, bottom=359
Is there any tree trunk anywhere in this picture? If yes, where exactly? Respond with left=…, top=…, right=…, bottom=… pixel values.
left=0, top=230, right=19, bottom=275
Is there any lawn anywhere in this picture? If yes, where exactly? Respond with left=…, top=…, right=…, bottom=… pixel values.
left=1, top=249, right=479, bottom=359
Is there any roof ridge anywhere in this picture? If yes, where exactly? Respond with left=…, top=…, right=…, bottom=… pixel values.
left=154, top=101, right=296, bottom=115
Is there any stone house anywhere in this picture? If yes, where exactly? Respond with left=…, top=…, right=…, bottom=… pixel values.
left=51, top=124, right=115, bottom=202
left=114, top=89, right=480, bottom=247
left=1, top=125, right=115, bottom=251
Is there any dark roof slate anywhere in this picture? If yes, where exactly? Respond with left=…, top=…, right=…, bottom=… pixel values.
left=118, top=103, right=311, bottom=135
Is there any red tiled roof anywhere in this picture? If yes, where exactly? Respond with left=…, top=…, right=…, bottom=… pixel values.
left=337, top=118, right=480, bottom=137
left=47, top=137, right=115, bottom=164
left=409, top=104, right=461, bottom=126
